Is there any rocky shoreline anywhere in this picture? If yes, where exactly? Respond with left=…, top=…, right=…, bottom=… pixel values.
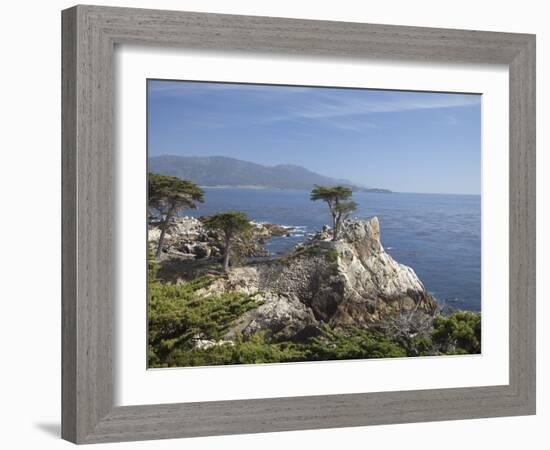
left=148, top=216, right=291, bottom=261
left=196, top=217, right=437, bottom=342
left=149, top=215, right=438, bottom=344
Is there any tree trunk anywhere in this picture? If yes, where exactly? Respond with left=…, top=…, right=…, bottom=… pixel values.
left=155, top=207, right=174, bottom=258
left=223, top=235, right=232, bottom=272
left=331, top=211, right=338, bottom=241
left=332, top=213, right=340, bottom=241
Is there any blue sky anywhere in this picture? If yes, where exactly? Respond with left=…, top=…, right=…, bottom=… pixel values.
left=148, top=80, right=481, bottom=195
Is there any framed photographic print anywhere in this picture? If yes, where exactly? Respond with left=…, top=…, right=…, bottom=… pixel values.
left=62, top=5, right=536, bottom=444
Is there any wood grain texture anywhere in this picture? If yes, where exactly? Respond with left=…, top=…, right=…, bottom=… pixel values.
left=61, top=7, right=77, bottom=443
left=508, top=37, right=536, bottom=408
left=61, top=5, right=536, bottom=444
left=62, top=5, right=114, bottom=443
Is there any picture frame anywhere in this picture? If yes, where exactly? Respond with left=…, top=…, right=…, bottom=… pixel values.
left=61, top=4, right=536, bottom=444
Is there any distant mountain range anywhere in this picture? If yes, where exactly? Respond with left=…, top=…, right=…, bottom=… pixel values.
left=148, top=155, right=392, bottom=193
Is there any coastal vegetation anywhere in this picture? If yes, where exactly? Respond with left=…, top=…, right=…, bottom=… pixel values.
left=147, top=273, right=481, bottom=367
left=310, top=185, right=358, bottom=241
left=147, top=172, right=481, bottom=368
left=148, top=173, right=204, bottom=257
left=203, top=211, right=252, bottom=272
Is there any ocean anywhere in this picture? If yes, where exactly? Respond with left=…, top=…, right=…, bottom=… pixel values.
left=185, top=187, right=481, bottom=312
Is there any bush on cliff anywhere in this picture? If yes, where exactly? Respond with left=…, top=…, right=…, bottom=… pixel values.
left=374, top=310, right=481, bottom=357
left=152, top=325, right=408, bottom=368
left=203, top=211, right=252, bottom=272
left=147, top=276, right=261, bottom=367
left=164, top=332, right=307, bottom=367
left=431, top=311, right=481, bottom=354
left=147, top=273, right=482, bottom=367
left=305, top=325, right=407, bottom=360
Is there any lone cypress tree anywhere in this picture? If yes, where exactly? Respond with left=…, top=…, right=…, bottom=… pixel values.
left=310, top=185, right=358, bottom=241
left=148, top=173, right=204, bottom=257
left=203, top=211, right=252, bottom=272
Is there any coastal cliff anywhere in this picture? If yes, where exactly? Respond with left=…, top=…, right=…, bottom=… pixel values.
left=148, top=215, right=481, bottom=366
left=194, top=217, right=437, bottom=340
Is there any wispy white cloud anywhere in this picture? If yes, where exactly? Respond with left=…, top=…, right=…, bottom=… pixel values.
left=149, top=80, right=479, bottom=133
left=265, top=92, right=480, bottom=123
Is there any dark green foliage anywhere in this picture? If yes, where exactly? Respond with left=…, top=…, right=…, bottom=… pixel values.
left=276, top=244, right=339, bottom=264
left=407, top=335, right=435, bottom=356
left=310, top=185, right=358, bottom=240
left=431, top=311, right=481, bottom=354
left=305, top=326, right=407, bottom=360
left=302, top=245, right=339, bottom=262
left=164, top=332, right=307, bottom=367
left=391, top=333, right=436, bottom=357
left=334, top=200, right=359, bottom=218
left=148, top=173, right=204, bottom=212
left=148, top=173, right=204, bottom=257
left=154, top=325, right=408, bottom=368
left=203, top=211, right=252, bottom=271
left=147, top=244, right=159, bottom=281
left=229, top=333, right=305, bottom=364
left=203, top=211, right=252, bottom=236
left=147, top=276, right=261, bottom=367
left=310, top=185, right=354, bottom=202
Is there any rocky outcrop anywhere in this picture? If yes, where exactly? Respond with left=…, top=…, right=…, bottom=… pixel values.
left=201, top=217, right=437, bottom=340
left=198, top=268, right=319, bottom=340
left=308, top=218, right=437, bottom=325
left=148, top=216, right=290, bottom=260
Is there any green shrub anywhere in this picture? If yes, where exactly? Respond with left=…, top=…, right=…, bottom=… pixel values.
left=305, top=325, right=407, bottom=360
left=147, top=276, right=261, bottom=367
left=158, top=326, right=407, bottom=368
left=164, top=332, right=307, bottom=367
left=148, top=274, right=482, bottom=368
left=324, top=249, right=339, bottom=263
left=431, top=311, right=481, bottom=354
left=274, top=245, right=339, bottom=265
left=408, top=335, right=435, bottom=356
left=147, top=244, right=159, bottom=281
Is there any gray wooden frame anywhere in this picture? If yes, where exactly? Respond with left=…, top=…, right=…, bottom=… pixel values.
left=62, top=4, right=536, bottom=444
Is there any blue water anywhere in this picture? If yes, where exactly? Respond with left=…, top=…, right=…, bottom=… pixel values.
left=186, top=188, right=481, bottom=312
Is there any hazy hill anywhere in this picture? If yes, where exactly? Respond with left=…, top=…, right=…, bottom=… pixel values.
left=149, top=155, right=391, bottom=192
